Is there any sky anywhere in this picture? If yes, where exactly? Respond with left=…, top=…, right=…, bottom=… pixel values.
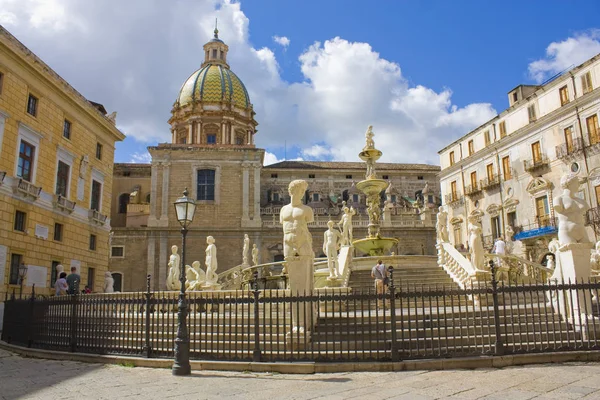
left=1, top=0, right=600, bottom=166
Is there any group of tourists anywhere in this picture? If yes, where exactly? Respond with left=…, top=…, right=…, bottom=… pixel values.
left=53, top=266, right=82, bottom=296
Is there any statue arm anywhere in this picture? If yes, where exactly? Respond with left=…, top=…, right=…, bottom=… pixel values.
left=307, top=207, right=315, bottom=224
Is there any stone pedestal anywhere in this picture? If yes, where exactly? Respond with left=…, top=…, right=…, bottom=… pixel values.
left=286, top=255, right=315, bottom=335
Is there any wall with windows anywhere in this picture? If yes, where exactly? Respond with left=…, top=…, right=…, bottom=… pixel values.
left=0, top=27, right=124, bottom=301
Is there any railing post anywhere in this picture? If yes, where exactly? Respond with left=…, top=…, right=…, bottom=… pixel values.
left=70, top=292, right=79, bottom=353
left=388, top=266, right=399, bottom=362
left=27, top=284, right=35, bottom=348
left=252, top=270, right=261, bottom=362
left=489, top=260, right=505, bottom=356
left=143, top=274, right=153, bottom=358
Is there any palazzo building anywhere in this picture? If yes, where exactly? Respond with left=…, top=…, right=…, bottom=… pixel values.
left=0, top=27, right=125, bottom=309
left=438, top=53, right=600, bottom=263
left=109, top=29, right=441, bottom=292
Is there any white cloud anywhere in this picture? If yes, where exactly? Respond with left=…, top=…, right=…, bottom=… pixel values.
left=528, top=30, right=600, bottom=83
left=130, top=151, right=151, bottom=164
left=273, top=35, right=290, bottom=49
left=263, top=152, right=303, bottom=166
left=0, top=0, right=496, bottom=165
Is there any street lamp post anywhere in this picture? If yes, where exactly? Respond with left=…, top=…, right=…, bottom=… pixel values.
left=172, top=188, right=196, bottom=376
left=18, top=263, right=28, bottom=298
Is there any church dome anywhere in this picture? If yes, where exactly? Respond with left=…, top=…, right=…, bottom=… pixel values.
left=176, top=64, right=251, bottom=109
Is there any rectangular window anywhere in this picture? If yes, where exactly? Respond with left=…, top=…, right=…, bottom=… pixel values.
left=582, top=71, right=593, bottom=94
left=197, top=169, right=216, bottom=201
left=470, top=171, right=477, bottom=188
left=453, top=225, right=462, bottom=246
left=499, top=121, right=507, bottom=138
left=417, top=176, right=424, bottom=180
left=346, top=175, right=352, bottom=179
left=27, top=94, right=38, bottom=116
left=111, top=246, right=124, bottom=258
left=87, top=267, right=95, bottom=290
left=535, top=196, right=550, bottom=225
left=559, top=85, right=569, bottom=105
left=491, top=216, right=501, bottom=239
left=507, top=211, right=517, bottom=230
left=55, top=160, right=70, bottom=197
left=17, top=140, right=35, bottom=182
left=352, top=194, right=359, bottom=202
left=484, top=131, right=491, bottom=146
left=531, top=141, right=542, bottom=163
left=450, top=181, right=457, bottom=200
left=564, top=126, right=574, bottom=154
left=312, top=193, right=319, bottom=201
left=89, top=234, right=97, bottom=251
left=96, top=143, right=103, bottom=160
left=527, top=105, right=536, bottom=123
left=0, top=71, right=4, bottom=95
left=14, top=210, right=26, bottom=232
left=9, top=253, right=23, bottom=285
left=51, top=261, right=60, bottom=285
left=54, top=223, right=63, bottom=241
left=449, top=151, right=455, bottom=166
left=207, top=134, right=216, bottom=144
left=486, top=163, right=494, bottom=180
left=502, top=156, right=511, bottom=180
left=587, top=114, right=599, bottom=145
left=512, top=92, right=518, bottom=102
left=270, top=173, right=278, bottom=178
left=308, top=174, right=315, bottom=179
left=63, top=119, right=71, bottom=139
left=382, top=175, right=389, bottom=180
left=273, top=193, right=280, bottom=202
left=90, top=180, right=102, bottom=211
left=468, top=140, right=474, bottom=156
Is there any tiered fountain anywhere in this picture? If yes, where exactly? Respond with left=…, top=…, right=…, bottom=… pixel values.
left=352, top=126, right=399, bottom=256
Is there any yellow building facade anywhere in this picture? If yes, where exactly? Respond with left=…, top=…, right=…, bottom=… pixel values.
left=0, top=26, right=125, bottom=313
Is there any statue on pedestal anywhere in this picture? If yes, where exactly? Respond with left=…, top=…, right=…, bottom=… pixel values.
left=204, top=236, right=218, bottom=285
left=103, top=271, right=114, bottom=293
left=166, top=245, right=181, bottom=291
left=553, top=174, right=590, bottom=245
left=323, top=220, right=342, bottom=279
left=467, top=215, right=484, bottom=270
left=252, top=244, right=259, bottom=266
left=338, top=206, right=356, bottom=246
left=436, top=206, right=449, bottom=243
left=280, top=179, right=315, bottom=334
left=242, top=234, right=250, bottom=266
left=363, top=125, right=375, bottom=150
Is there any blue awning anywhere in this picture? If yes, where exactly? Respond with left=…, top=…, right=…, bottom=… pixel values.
left=514, top=226, right=557, bottom=240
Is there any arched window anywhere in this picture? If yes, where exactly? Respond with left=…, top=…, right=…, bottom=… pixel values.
left=204, top=124, right=219, bottom=145
left=342, top=190, right=349, bottom=202
left=118, top=193, right=130, bottom=214
left=235, top=132, right=245, bottom=145
left=197, top=169, right=216, bottom=201
left=145, top=193, right=151, bottom=203
left=111, top=272, right=123, bottom=292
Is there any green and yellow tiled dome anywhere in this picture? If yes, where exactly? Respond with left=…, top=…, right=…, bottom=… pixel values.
left=177, top=64, right=251, bottom=109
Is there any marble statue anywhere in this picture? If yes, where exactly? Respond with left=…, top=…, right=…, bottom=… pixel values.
left=54, top=264, right=65, bottom=286
left=591, top=241, right=600, bottom=271
left=204, top=236, right=218, bottom=285
left=79, top=154, right=89, bottom=179
left=366, top=158, right=376, bottom=180
left=280, top=179, right=315, bottom=333
left=363, top=125, right=375, bottom=150
left=107, top=111, right=117, bottom=124
left=166, top=245, right=181, bottom=291
left=338, top=206, right=356, bottom=246
left=548, top=238, right=563, bottom=281
left=252, top=244, right=259, bottom=266
left=553, top=174, right=590, bottom=245
left=242, top=234, right=250, bottom=266
left=185, top=261, right=206, bottom=291
left=323, top=220, right=342, bottom=279
left=467, top=215, right=485, bottom=270
left=103, top=271, right=114, bottom=293
left=436, top=206, right=449, bottom=243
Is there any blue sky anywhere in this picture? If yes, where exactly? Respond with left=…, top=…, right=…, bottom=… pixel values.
left=1, top=0, right=600, bottom=165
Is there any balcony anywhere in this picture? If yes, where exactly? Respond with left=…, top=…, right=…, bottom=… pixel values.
left=523, top=154, right=549, bottom=173
left=480, top=175, right=501, bottom=190
left=464, top=183, right=482, bottom=197
left=444, top=193, right=464, bottom=208
left=13, top=177, right=42, bottom=199
left=556, top=137, right=584, bottom=160
left=53, top=195, right=76, bottom=213
left=585, top=205, right=600, bottom=236
left=89, top=209, right=108, bottom=225
left=513, top=216, right=557, bottom=240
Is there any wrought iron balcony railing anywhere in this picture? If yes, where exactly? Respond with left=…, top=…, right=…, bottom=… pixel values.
left=480, top=175, right=501, bottom=190
left=513, top=216, right=557, bottom=240
left=464, top=184, right=482, bottom=196
left=444, top=193, right=464, bottom=207
left=523, top=154, right=549, bottom=172
left=54, top=195, right=76, bottom=213
left=585, top=205, right=600, bottom=236
left=556, top=137, right=584, bottom=160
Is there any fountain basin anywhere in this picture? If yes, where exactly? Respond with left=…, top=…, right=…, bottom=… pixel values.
left=355, top=179, right=388, bottom=196
left=353, top=237, right=398, bottom=256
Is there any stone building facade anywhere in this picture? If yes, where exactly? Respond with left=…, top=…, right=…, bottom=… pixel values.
left=0, top=26, right=125, bottom=307
left=438, top=52, right=600, bottom=263
left=109, top=30, right=440, bottom=292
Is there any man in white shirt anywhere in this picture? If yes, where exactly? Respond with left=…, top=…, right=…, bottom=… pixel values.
left=493, top=236, right=506, bottom=267
left=371, top=260, right=388, bottom=308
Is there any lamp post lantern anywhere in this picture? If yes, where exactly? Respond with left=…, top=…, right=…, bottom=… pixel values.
left=18, top=263, right=28, bottom=298
left=172, top=187, right=196, bottom=376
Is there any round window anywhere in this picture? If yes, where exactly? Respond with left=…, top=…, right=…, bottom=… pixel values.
left=571, top=162, right=580, bottom=173
left=506, top=187, right=514, bottom=197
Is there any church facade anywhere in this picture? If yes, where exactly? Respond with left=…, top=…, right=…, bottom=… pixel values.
left=109, top=30, right=440, bottom=291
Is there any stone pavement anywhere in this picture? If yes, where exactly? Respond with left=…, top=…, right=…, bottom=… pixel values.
left=2, top=349, right=600, bottom=400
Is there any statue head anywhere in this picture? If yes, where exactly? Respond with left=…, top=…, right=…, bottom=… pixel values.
left=244, top=234, right=248, bottom=239
left=207, top=235, right=215, bottom=244
left=253, top=244, right=257, bottom=249
left=438, top=206, right=444, bottom=213
left=327, top=220, right=335, bottom=228
left=343, top=206, right=349, bottom=213
left=560, top=173, right=579, bottom=192
left=105, top=271, right=112, bottom=278
left=288, top=179, right=308, bottom=197
left=192, top=260, right=201, bottom=269
left=171, top=245, right=178, bottom=254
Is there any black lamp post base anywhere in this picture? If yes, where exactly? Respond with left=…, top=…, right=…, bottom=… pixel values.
left=172, top=362, right=191, bottom=376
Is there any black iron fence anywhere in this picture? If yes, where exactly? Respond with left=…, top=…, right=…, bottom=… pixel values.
left=2, top=269, right=600, bottom=362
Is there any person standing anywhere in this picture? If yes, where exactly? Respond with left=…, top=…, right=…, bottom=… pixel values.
left=371, top=260, right=388, bottom=308
left=66, top=266, right=80, bottom=295
left=54, top=272, right=68, bottom=296
left=493, top=236, right=506, bottom=267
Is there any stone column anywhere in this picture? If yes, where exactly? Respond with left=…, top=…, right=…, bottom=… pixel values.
left=253, top=164, right=262, bottom=224
left=230, top=125, right=235, bottom=145
left=187, top=123, right=193, bottom=144
left=159, top=233, right=168, bottom=290
left=241, top=162, right=250, bottom=223
left=159, top=162, right=171, bottom=226
left=147, top=236, right=156, bottom=289
left=148, top=162, right=160, bottom=226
